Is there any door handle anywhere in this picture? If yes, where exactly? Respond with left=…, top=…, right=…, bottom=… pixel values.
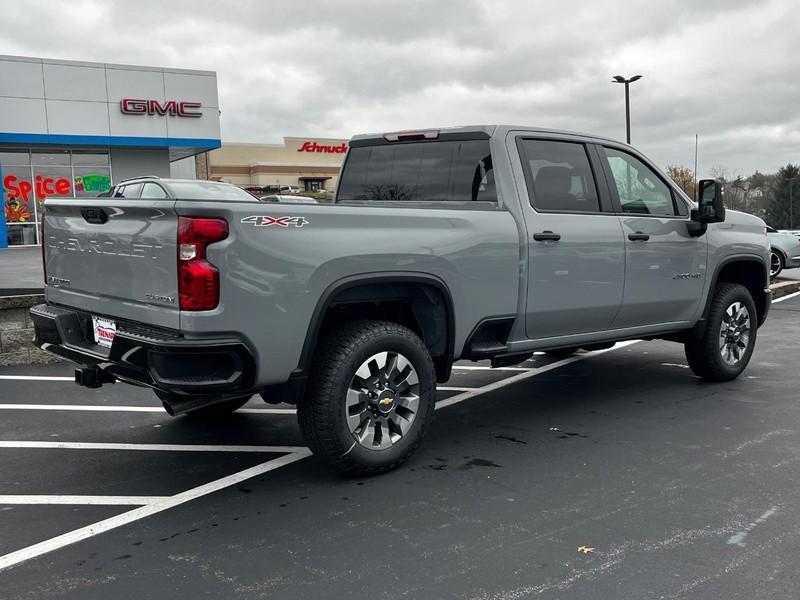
left=80, top=207, right=109, bottom=224
left=533, top=231, right=561, bottom=242
left=628, top=232, right=650, bottom=241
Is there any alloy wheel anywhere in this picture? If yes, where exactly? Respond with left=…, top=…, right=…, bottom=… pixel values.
left=345, top=351, right=420, bottom=449
left=718, top=301, right=751, bottom=366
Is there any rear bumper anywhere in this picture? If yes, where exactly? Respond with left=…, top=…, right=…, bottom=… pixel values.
left=29, top=303, right=255, bottom=395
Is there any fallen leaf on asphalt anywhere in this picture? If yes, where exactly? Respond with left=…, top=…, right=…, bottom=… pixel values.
left=577, top=546, right=595, bottom=554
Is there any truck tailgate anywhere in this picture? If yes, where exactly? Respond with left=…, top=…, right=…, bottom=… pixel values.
left=43, top=197, right=180, bottom=330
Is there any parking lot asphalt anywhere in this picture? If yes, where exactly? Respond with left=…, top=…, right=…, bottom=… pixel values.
left=0, top=292, right=799, bottom=599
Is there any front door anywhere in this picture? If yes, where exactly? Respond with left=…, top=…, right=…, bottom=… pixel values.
left=516, top=138, right=626, bottom=339
left=599, top=145, right=707, bottom=328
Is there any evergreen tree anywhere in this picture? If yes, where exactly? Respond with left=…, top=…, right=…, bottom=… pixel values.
left=766, top=164, right=800, bottom=229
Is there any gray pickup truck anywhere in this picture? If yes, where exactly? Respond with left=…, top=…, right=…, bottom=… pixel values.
left=31, top=125, right=772, bottom=474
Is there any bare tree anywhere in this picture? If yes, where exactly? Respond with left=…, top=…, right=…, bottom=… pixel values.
left=666, top=165, right=695, bottom=198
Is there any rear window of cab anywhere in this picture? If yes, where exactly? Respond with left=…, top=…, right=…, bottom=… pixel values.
left=336, top=140, right=496, bottom=203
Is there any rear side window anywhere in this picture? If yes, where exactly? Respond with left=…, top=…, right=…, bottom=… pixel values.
left=140, top=182, right=169, bottom=199
left=113, top=183, right=142, bottom=198
left=519, top=140, right=600, bottom=213
left=336, top=140, right=495, bottom=203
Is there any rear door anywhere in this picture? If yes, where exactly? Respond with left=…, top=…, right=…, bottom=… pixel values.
left=43, top=182, right=180, bottom=329
left=597, top=145, right=707, bottom=328
left=515, top=137, right=626, bottom=339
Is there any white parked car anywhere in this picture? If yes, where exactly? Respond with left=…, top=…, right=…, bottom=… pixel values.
left=767, top=226, right=800, bottom=278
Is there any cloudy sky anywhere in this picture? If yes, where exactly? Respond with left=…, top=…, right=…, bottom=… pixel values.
left=2, top=0, right=797, bottom=176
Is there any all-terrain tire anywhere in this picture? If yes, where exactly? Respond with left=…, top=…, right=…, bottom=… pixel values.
left=298, top=320, right=436, bottom=476
left=684, top=283, right=757, bottom=382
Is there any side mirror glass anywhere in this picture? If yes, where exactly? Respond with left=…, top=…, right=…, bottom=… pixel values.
left=696, top=179, right=726, bottom=223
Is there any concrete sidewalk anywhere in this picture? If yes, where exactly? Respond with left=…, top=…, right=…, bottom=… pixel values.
left=0, top=248, right=43, bottom=296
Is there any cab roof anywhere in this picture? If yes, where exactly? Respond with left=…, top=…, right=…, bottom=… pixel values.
left=349, top=125, right=625, bottom=146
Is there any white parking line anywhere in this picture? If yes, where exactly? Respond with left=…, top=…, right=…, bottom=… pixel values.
left=451, top=365, right=529, bottom=371
left=774, top=290, right=800, bottom=303
left=0, top=495, right=169, bottom=506
left=0, top=441, right=306, bottom=453
left=0, top=375, right=73, bottom=381
left=0, top=404, right=297, bottom=414
left=0, top=451, right=311, bottom=572
left=0, top=340, right=637, bottom=572
left=435, top=341, right=639, bottom=410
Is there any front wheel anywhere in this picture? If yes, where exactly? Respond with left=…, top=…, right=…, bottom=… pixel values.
left=684, top=283, right=757, bottom=381
left=770, top=250, right=784, bottom=279
left=298, top=320, right=436, bottom=476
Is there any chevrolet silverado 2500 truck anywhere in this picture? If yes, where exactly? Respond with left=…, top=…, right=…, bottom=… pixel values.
left=31, top=126, right=772, bottom=474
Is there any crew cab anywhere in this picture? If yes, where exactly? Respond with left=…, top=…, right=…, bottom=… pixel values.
left=31, top=126, right=772, bottom=474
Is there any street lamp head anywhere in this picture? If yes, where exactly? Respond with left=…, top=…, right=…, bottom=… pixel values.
left=612, top=74, right=643, bottom=84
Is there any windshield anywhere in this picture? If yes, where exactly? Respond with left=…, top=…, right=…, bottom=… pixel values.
left=167, top=181, right=256, bottom=201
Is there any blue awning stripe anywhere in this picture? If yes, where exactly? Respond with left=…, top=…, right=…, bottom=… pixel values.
left=0, top=132, right=221, bottom=149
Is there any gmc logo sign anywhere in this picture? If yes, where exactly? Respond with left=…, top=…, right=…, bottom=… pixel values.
left=120, top=99, right=202, bottom=117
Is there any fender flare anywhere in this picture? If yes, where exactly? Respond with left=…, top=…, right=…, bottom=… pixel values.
left=700, top=254, right=769, bottom=324
left=295, top=272, right=456, bottom=379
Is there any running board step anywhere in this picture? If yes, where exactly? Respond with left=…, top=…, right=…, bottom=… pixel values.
left=467, top=342, right=507, bottom=359
left=491, top=353, right=533, bottom=368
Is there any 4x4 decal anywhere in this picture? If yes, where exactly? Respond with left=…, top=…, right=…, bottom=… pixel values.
left=241, top=215, right=309, bottom=228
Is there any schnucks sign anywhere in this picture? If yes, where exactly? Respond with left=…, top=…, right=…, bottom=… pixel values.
left=297, top=141, right=348, bottom=154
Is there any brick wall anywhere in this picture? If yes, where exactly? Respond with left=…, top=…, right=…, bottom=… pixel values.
left=0, top=295, right=62, bottom=366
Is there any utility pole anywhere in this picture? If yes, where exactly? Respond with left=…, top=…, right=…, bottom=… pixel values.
left=612, top=75, right=643, bottom=143
left=693, top=134, right=698, bottom=194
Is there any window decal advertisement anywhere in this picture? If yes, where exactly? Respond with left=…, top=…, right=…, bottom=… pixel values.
left=0, top=164, right=7, bottom=248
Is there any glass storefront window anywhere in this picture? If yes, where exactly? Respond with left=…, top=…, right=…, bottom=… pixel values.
left=71, top=152, right=110, bottom=167
left=1, top=147, right=111, bottom=246
left=2, top=165, right=35, bottom=223
left=32, top=150, right=70, bottom=166
left=0, top=151, right=31, bottom=166
left=6, top=224, right=38, bottom=246
left=32, top=166, right=73, bottom=204
left=74, top=166, right=112, bottom=197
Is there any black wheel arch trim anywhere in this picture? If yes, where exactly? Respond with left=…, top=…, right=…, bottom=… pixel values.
left=702, top=254, right=770, bottom=326
left=295, top=272, right=456, bottom=382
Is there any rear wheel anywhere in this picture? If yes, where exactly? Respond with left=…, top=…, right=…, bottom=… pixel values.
left=298, top=320, right=436, bottom=476
left=684, top=283, right=757, bottom=381
left=770, top=250, right=784, bottom=279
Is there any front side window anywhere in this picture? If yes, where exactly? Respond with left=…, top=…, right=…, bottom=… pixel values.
left=603, top=147, right=676, bottom=216
left=337, top=140, right=495, bottom=203
left=519, top=140, right=600, bottom=213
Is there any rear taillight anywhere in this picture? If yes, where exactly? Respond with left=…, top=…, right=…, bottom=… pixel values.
left=177, top=217, right=228, bottom=311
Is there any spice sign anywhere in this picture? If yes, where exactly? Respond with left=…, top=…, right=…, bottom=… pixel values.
left=4, top=174, right=71, bottom=204
left=0, top=164, right=7, bottom=248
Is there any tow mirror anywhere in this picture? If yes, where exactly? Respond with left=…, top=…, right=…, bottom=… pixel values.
left=696, top=179, right=726, bottom=223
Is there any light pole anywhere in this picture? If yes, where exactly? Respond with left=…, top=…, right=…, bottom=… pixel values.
left=612, top=75, right=643, bottom=144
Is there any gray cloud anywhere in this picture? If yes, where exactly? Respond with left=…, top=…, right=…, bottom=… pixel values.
left=1, top=0, right=797, bottom=175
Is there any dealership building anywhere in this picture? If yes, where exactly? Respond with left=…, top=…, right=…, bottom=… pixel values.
left=0, top=54, right=221, bottom=247
left=203, top=137, right=348, bottom=193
